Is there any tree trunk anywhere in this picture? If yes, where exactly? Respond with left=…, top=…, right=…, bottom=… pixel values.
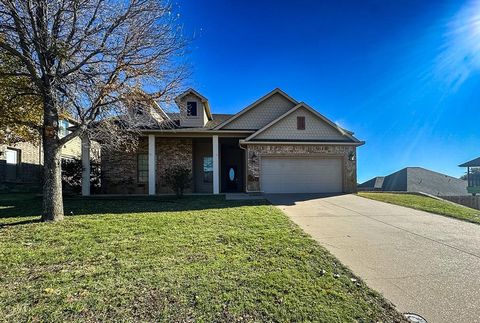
left=41, top=83, right=64, bottom=221
left=41, top=137, right=64, bottom=221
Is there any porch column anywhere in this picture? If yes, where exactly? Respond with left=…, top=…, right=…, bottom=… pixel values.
left=81, top=135, right=91, bottom=196
left=148, top=135, right=156, bottom=195
left=213, top=135, right=220, bottom=194
left=467, top=167, right=470, bottom=187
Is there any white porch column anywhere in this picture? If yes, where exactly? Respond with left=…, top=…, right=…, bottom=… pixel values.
left=213, top=135, right=220, bottom=194
left=81, top=135, right=91, bottom=196
left=148, top=135, right=156, bottom=195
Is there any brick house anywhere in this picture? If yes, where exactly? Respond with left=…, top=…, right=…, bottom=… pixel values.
left=100, top=88, right=364, bottom=195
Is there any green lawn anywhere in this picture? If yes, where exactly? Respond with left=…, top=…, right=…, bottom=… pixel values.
left=0, top=194, right=404, bottom=322
left=359, top=192, right=480, bottom=224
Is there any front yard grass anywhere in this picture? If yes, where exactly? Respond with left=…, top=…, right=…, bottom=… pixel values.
left=0, top=194, right=404, bottom=322
left=358, top=192, right=480, bottom=224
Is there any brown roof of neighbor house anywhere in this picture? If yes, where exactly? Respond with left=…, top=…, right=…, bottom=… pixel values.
left=459, top=157, right=480, bottom=167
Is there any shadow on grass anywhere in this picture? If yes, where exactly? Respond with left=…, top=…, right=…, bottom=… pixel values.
left=0, top=194, right=268, bottom=225
left=0, top=218, right=42, bottom=228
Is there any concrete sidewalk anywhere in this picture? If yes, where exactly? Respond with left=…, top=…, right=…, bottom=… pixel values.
left=267, top=193, right=480, bottom=323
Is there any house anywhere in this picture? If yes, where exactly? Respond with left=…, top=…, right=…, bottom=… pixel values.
left=0, top=118, right=100, bottom=192
left=100, top=88, right=364, bottom=195
left=358, top=167, right=468, bottom=196
left=459, top=157, right=480, bottom=196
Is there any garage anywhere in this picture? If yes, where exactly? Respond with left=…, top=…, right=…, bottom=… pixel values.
left=260, top=157, right=343, bottom=193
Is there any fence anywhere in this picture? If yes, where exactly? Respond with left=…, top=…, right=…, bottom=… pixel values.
left=442, top=195, right=480, bottom=211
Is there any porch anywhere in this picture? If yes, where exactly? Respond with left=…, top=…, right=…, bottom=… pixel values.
left=86, top=135, right=246, bottom=196
left=459, top=157, right=480, bottom=196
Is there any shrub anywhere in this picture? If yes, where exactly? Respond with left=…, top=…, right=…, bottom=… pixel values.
left=163, top=165, right=191, bottom=197
left=61, top=158, right=101, bottom=194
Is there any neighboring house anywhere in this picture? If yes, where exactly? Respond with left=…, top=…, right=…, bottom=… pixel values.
left=0, top=118, right=100, bottom=191
left=358, top=167, right=468, bottom=196
left=459, top=157, right=480, bottom=196
left=101, top=88, right=364, bottom=195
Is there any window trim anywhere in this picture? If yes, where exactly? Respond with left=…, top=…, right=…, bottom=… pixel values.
left=186, top=101, right=198, bottom=117
left=203, top=156, right=213, bottom=183
left=5, top=148, right=20, bottom=165
left=137, top=153, right=149, bottom=183
left=297, top=116, right=306, bottom=130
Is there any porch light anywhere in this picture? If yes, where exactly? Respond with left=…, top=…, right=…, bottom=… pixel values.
left=348, top=152, right=356, bottom=161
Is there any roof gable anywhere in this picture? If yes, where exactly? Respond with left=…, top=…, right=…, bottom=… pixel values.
left=175, top=88, right=212, bottom=120
left=215, top=88, right=298, bottom=130
left=244, top=103, right=361, bottom=143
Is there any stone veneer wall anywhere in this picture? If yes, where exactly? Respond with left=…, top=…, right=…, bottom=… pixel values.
left=101, top=137, right=193, bottom=194
left=245, top=144, right=357, bottom=193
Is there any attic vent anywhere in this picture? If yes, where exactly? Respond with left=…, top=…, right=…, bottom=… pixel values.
left=297, top=116, right=305, bottom=130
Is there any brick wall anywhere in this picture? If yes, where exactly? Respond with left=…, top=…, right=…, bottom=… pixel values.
left=0, top=142, right=43, bottom=188
left=156, top=138, right=193, bottom=193
left=101, top=137, right=193, bottom=194
left=245, top=144, right=357, bottom=193
left=0, top=142, right=42, bottom=164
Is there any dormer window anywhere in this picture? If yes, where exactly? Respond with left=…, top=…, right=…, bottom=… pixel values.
left=59, top=120, right=70, bottom=138
left=187, top=101, right=198, bottom=116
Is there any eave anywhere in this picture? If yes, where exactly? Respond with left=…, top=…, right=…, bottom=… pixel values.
left=239, top=140, right=365, bottom=146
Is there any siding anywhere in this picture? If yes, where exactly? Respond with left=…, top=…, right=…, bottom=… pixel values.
left=1, top=138, right=100, bottom=164
left=254, top=107, right=347, bottom=141
left=0, top=142, right=42, bottom=164
left=222, top=93, right=296, bottom=130
left=179, top=93, right=207, bottom=128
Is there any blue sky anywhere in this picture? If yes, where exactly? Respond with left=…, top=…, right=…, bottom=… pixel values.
left=178, top=0, right=480, bottom=182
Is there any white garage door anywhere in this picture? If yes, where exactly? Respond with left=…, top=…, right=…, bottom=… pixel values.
left=261, top=157, right=343, bottom=193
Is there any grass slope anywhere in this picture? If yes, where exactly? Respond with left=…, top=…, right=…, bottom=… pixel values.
left=359, top=192, right=480, bottom=224
left=0, top=194, right=404, bottom=322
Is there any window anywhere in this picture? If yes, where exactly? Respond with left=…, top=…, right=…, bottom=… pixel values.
left=203, top=156, right=213, bottom=183
left=137, top=154, right=148, bottom=183
left=59, top=120, right=70, bottom=138
left=297, top=116, right=305, bottom=130
left=187, top=101, right=198, bottom=116
left=5, top=148, right=20, bottom=164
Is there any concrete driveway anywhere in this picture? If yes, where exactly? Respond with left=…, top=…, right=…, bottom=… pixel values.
left=266, top=193, right=480, bottom=323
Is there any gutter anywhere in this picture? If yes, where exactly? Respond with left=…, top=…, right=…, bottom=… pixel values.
left=142, top=130, right=254, bottom=134
left=239, top=140, right=365, bottom=146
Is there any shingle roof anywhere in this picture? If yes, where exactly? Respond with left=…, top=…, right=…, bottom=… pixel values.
left=459, top=157, right=480, bottom=167
left=205, top=114, right=234, bottom=129
left=359, top=167, right=467, bottom=196
left=159, top=113, right=234, bottom=131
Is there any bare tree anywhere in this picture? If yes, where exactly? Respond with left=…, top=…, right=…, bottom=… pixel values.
left=0, top=0, right=187, bottom=221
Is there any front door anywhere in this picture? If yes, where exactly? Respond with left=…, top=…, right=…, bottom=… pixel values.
left=220, top=139, right=245, bottom=193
